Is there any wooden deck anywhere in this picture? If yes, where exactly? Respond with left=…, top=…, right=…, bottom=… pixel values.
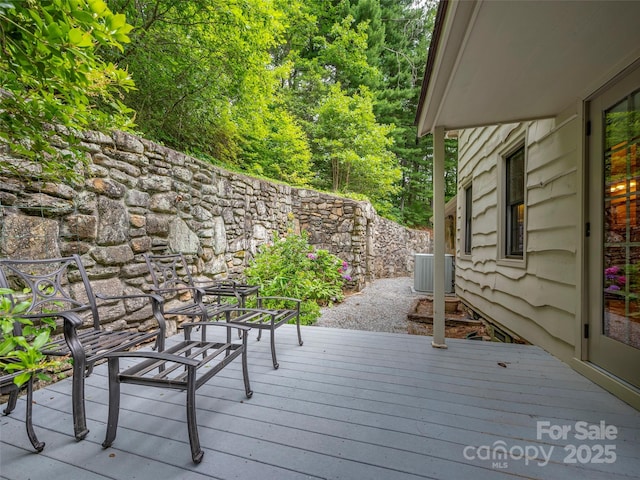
left=1, top=325, right=639, bottom=479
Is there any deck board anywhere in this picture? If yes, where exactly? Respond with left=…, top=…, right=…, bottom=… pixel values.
left=2, top=325, right=639, bottom=479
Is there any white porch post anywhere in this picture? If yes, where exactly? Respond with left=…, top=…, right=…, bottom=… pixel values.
left=432, top=126, right=447, bottom=349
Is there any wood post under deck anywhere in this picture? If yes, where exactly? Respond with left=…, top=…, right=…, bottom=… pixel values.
left=432, top=126, right=447, bottom=349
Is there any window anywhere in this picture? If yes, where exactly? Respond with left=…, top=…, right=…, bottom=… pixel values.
left=505, top=146, right=525, bottom=258
left=464, top=183, right=473, bottom=255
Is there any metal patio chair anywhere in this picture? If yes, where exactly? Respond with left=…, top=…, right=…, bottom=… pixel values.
left=0, top=255, right=166, bottom=448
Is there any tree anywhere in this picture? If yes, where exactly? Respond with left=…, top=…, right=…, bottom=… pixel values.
left=0, top=0, right=135, bottom=182
left=374, top=0, right=450, bottom=227
left=238, top=105, right=313, bottom=186
left=279, top=0, right=454, bottom=226
left=276, top=0, right=379, bottom=126
left=399, top=135, right=457, bottom=227
left=312, top=84, right=400, bottom=215
left=104, top=0, right=300, bottom=179
left=347, top=0, right=385, bottom=74
left=319, top=15, right=380, bottom=92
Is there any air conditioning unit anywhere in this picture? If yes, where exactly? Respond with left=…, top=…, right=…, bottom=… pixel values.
left=414, top=253, right=454, bottom=294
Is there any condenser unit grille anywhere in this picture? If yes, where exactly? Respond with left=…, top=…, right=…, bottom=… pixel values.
left=414, top=254, right=454, bottom=293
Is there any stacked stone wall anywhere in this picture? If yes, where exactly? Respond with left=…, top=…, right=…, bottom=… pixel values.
left=0, top=130, right=431, bottom=333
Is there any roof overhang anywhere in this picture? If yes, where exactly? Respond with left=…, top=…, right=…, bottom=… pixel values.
left=416, top=0, right=640, bottom=136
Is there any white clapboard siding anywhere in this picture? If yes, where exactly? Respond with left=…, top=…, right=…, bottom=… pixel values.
left=456, top=117, right=579, bottom=361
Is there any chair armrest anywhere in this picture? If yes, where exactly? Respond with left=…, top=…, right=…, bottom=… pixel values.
left=149, top=285, right=228, bottom=308
left=27, top=309, right=90, bottom=361
left=150, top=286, right=206, bottom=296
left=256, top=297, right=302, bottom=311
left=219, top=307, right=279, bottom=317
left=23, top=309, right=85, bottom=328
left=192, top=279, right=239, bottom=287
left=149, top=286, right=209, bottom=318
left=180, top=321, right=251, bottom=332
left=200, top=282, right=243, bottom=303
left=102, top=350, right=201, bottom=367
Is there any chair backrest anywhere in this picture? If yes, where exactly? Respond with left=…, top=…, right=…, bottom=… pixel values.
left=144, top=253, right=195, bottom=290
left=0, top=254, right=100, bottom=330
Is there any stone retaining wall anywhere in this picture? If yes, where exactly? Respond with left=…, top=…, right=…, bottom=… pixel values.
left=0, top=130, right=431, bottom=332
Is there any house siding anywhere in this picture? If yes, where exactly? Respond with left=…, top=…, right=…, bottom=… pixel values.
left=456, top=117, right=579, bottom=362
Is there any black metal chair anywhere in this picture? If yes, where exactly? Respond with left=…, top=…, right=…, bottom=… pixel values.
left=144, top=253, right=250, bottom=321
left=144, top=252, right=303, bottom=368
left=0, top=255, right=166, bottom=448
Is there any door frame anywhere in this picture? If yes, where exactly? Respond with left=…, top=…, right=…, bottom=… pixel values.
left=577, top=60, right=640, bottom=406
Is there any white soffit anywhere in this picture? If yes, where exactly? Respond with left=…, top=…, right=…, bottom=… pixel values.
left=417, top=0, right=640, bottom=136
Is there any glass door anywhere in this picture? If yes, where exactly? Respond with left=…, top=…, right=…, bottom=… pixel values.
left=588, top=65, right=640, bottom=389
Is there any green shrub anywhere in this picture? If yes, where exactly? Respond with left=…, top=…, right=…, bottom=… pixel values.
left=0, top=289, right=60, bottom=387
left=245, top=228, right=350, bottom=325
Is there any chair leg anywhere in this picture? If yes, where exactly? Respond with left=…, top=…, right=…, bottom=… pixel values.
left=269, top=328, right=279, bottom=369
left=155, top=332, right=166, bottom=372
left=241, top=339, right=253, bottom=399
left=102, top=357, right=121, bottom=450
left=185, top=366, right=203, bottom=464
left=3, top=388, right=18, bottom=415
left=71, top=356, right=89, bottom=440
left=296, top=317, right=304, bottom=346
left=25, top=377, right=45, bottom=452
left=64, top=324, right=89, bottom=440
left=154, top=330, right=165, bottom=353
left=225, top=325, right=232, bottom=359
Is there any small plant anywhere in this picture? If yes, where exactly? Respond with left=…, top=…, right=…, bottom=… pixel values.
left=605, top=263, right=640, bottom=294
left=0, top=288, right=60, bottom=387
left=604, top=265, right=626, bottom=292
left=245, top=221, right=351, bottom=325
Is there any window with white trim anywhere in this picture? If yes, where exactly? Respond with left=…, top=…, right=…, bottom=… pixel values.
left=505, top=145, right=525, bottom=258
left=463, top=183, right=473, bottom=255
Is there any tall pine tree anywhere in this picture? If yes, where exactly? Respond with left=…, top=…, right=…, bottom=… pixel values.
left=374, top=0, right=456, bottom=227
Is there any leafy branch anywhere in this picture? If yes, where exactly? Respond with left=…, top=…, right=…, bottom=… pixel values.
left=0, top=0, right=136, bottom=183
left=0, top=288, right=64, bottom=387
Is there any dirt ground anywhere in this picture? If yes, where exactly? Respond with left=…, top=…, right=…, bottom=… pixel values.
left=407, top=297, right=489, bottom=339
left=407, top=321, right=489, bottom=339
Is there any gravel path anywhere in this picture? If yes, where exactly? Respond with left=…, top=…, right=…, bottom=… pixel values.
left=314, top=276, right=420, bottom=334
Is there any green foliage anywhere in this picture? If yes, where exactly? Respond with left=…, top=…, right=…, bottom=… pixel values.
left=105, top=0, right=297, bottom=180
left=238, top=105, right=314, bottom=186
left=312, top=84, right=401, bottom=214
left=319, top=15, right=380, bottom=91
left=0, top=0, right=135, bottom=182
left=0, top=289, right=60, bottom=387
left=245, top=224, right=350, bottom=325
left=349, top=0, right=384, bottom=71
left=274, top=0, right=452, bottom=225
left=373, top=0, right=456, bottom=227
